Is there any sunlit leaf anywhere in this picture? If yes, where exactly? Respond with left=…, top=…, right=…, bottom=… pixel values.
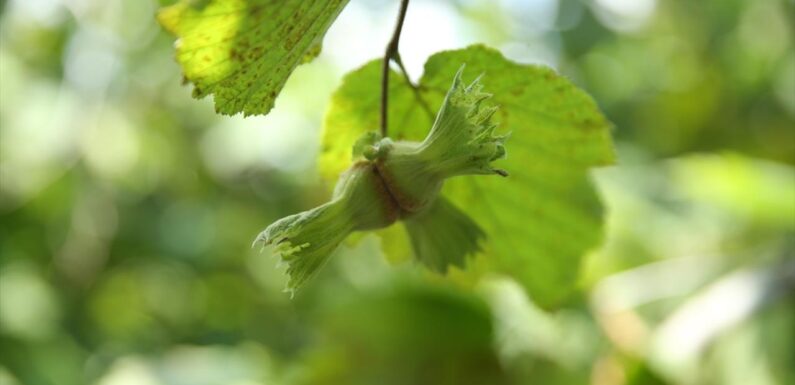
left=321, top=45, right=615, bottom=307
left=158, top=0, right=348, bottom=116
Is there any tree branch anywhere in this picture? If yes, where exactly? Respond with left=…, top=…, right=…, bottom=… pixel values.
left=380, top=0, right=411, bottom=138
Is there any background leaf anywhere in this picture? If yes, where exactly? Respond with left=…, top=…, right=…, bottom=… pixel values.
left=321, top=45, right=615, bottom=307
left=159, top=0, right=348, bottom=116
left=298, top=283, right=506, bottom=385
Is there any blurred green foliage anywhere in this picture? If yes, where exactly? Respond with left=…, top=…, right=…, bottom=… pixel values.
left=0, top=1, right=793, bottom=385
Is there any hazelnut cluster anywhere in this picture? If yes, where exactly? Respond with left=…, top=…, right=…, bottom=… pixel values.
left=254, top=67, right=508, bottom=294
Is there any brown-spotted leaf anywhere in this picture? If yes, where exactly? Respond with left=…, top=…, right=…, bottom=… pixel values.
left=158, top=0, right=348, bottom=116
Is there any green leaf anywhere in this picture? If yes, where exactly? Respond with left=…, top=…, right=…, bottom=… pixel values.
left=321, top=45, right=615, bottom=307
left=158, top=0, right=348, bottom=116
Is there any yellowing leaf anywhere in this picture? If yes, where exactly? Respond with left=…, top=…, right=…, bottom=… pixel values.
left=158, top=0, right=348, bottom=116
left=321, top=45, right=615, bottom=307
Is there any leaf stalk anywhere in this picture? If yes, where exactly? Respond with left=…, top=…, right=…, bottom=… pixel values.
left=380, top=0, right=411, bottom=138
